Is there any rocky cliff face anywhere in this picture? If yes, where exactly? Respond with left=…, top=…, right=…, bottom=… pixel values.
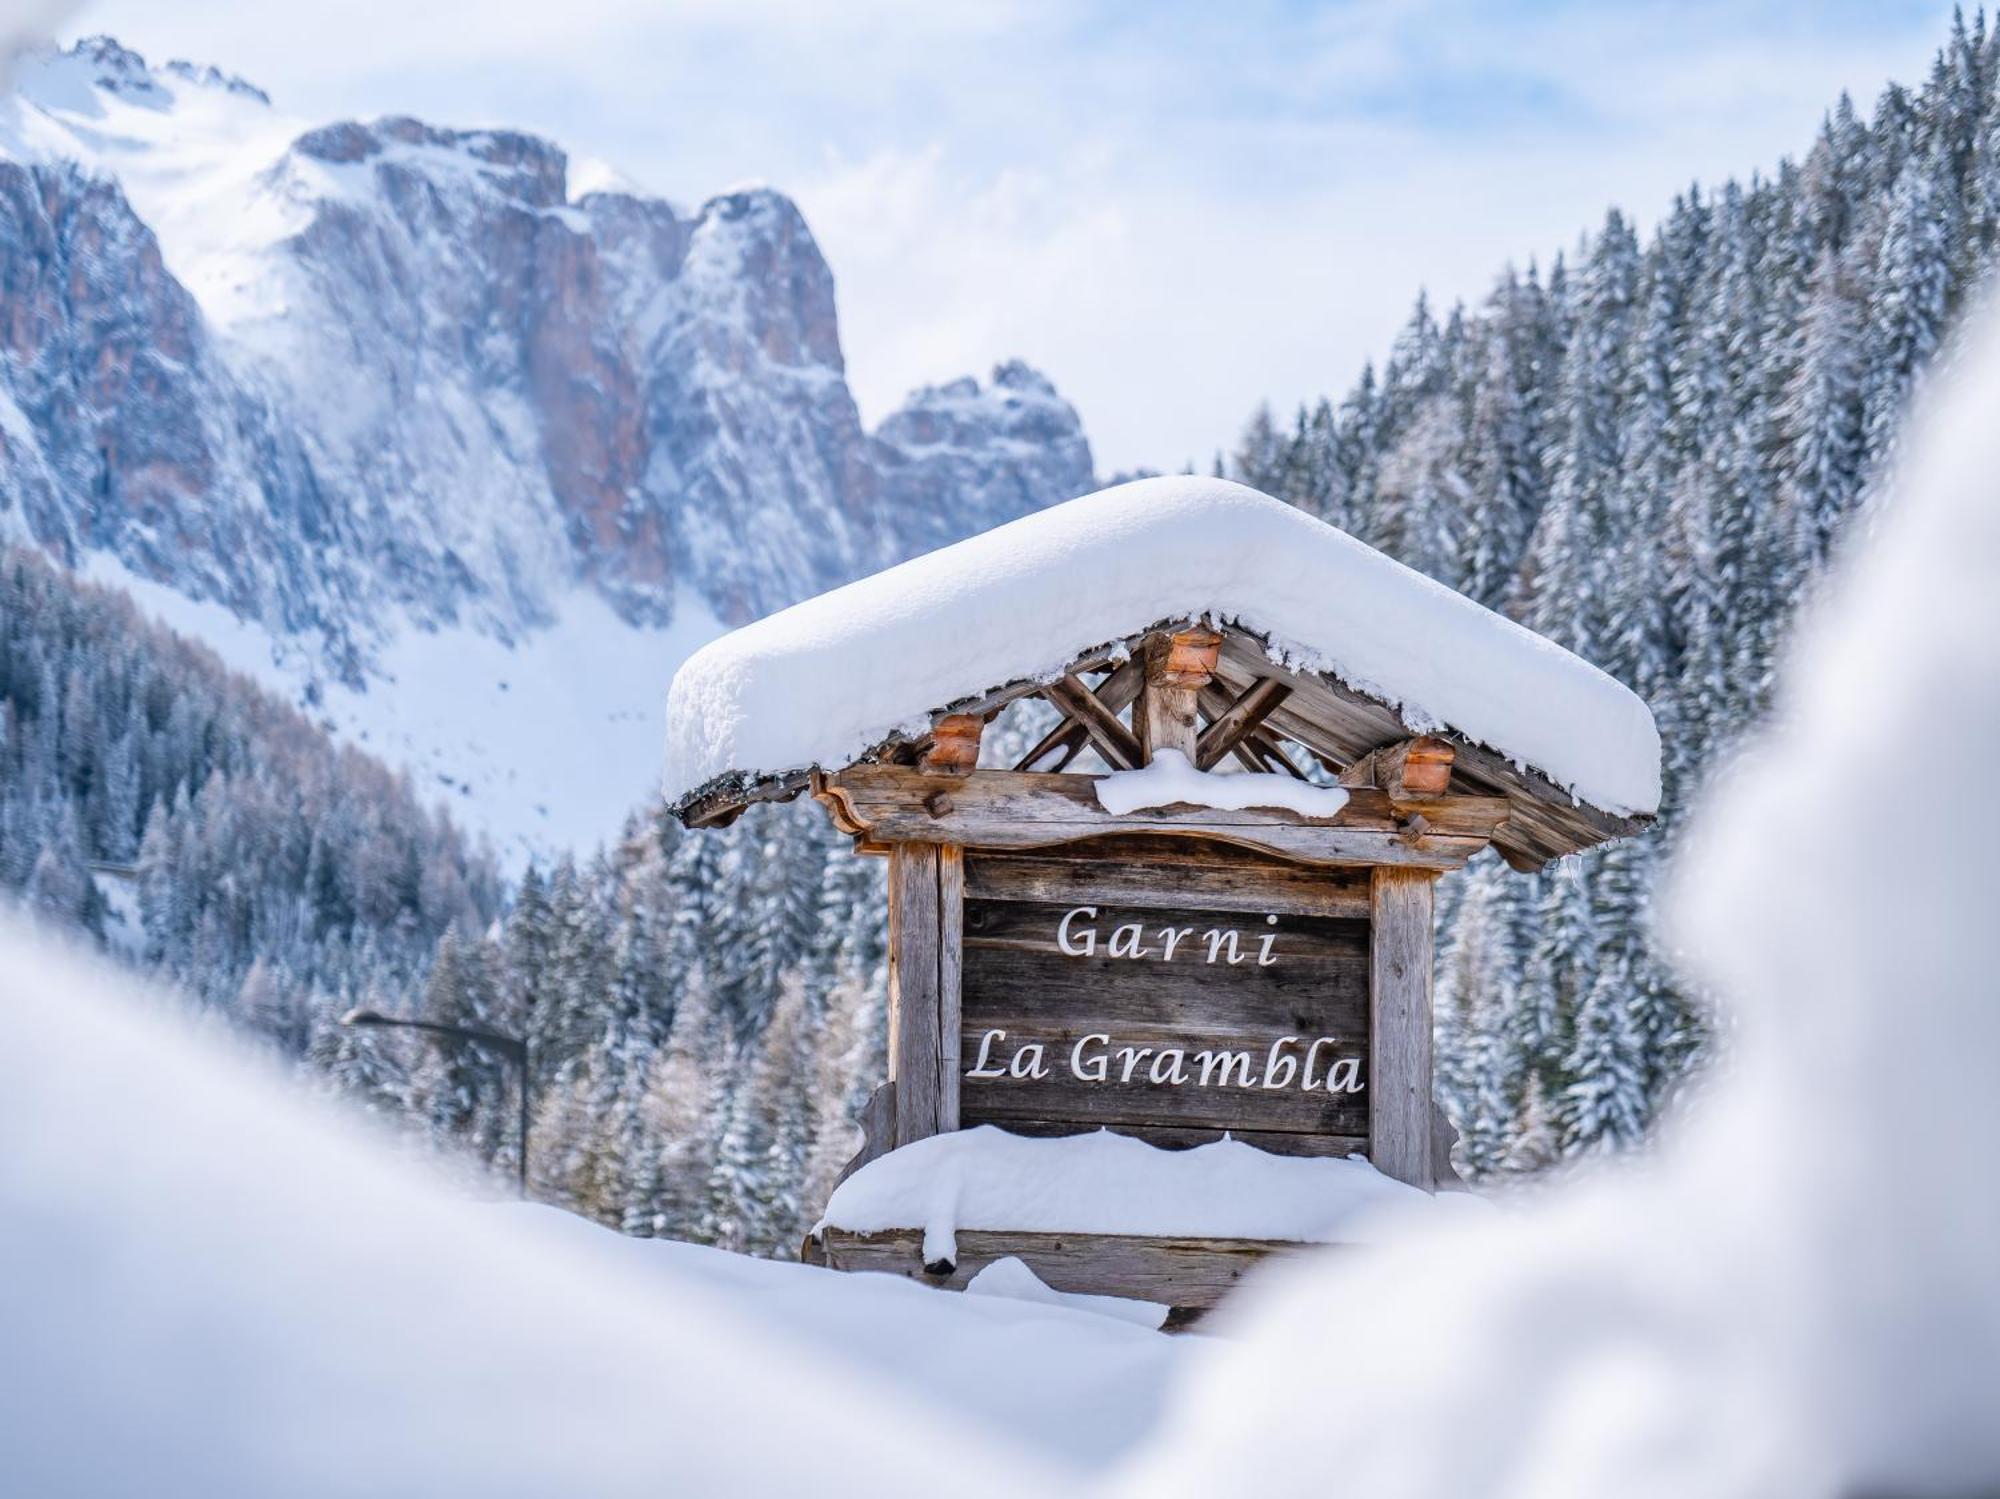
left=0, top=38, right=1096, bottom=674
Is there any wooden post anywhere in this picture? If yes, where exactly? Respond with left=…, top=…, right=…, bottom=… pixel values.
left=888, top=843, right=941, bottom=1147
left=1135, top=627, right=1220, bottom=764
left=1368, top=865, right=1436, bottom=1188
left=937, top=845, right=964, bottom=1132
left=886, top=841, right=963, bottom=1148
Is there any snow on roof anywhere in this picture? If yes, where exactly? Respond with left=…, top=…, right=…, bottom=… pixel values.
left=664, top=477, right=1662, bottom=817
left=815, top=1125, right=1483, bottom=1269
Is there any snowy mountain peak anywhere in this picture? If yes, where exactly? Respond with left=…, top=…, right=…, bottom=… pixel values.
left=0, top=35, right=1095, bottom=859
left=12, top=37, right=270, bottom=120
left=292, top=116, right=570, bottom=209
left=59, top=35, right=170, bottom=103
left=160, top=58, right=272, bottom=107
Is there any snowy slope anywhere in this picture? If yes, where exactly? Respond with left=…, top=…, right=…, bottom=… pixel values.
left=0, top=37, right=1095, bottom=861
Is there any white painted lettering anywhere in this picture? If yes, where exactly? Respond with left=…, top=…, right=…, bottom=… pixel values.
left=1302, top=1036, right=1337, bottom=1091
left=1118, top=1046, right=1152, bottom=1082
left=1160, top=926, right=1195, bottom=962
left=1070, top=1033, right=1110, bottom=1082
left=1262, top=1036, right=1301, bottom=1089
left=1256, top=914, right=1279, bottom=967
left=1325, top=1056, right=1364, bottom=1094
left=1149, top=1049, right=1189, bottom=1085
left=1057, top=906, right=1099, bottom=957
left=1011, top=1043, right=1050, bottom=1080
left=1203, top=929, right=1244, bottom=965
left=1107, top=922, right=1149, bottom=959
left=1194, top=1049, right=1256, bottom=1088
left=966, top=1028, right=1010, bottom=1079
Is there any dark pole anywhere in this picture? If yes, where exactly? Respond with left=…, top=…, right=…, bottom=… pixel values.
left=341, top=1009, right=531, bottom=1200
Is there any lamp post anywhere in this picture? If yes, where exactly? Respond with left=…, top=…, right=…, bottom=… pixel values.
left=341, top=1008, right=531, bottom=1200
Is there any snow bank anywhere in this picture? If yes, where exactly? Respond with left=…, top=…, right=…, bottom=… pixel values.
left=505, top=1210, right=1189, bottom=1470
left=965, top=1257, right=1170, bottom=1331
left=1093, top=748, right=1350, bottom=818
left=816, top=1126, right=1445, bottom=1266
left=665, top=477, right=1661, bottom=816
left=0, top=915, right=1167, bottom=1494
left=1112, top=302, right=2000, bottom=1498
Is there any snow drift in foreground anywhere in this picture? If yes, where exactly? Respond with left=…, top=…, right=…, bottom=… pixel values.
left=0, top=917, right=1190, bottom=1496
left=1115, top=308, right=2000, bottom=1496
left=663, top=476, right=1663, bottom=817
left=818, top=1125, right=1458, bottom=1267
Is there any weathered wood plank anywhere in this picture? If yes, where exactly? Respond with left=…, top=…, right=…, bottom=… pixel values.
left=1369, top=866, right=1435, bottom=1188
left=811, top=1227, right=1336, bottom=1314
left=961, top=958, right=1369, bottom=1038
left=985, top=1119, right=1370, bottom=1159
left=964, top=844, right=1372, bottom=919
left=888, top=843, right=944, bottom=1147
left=1044, top=674, right=1143, bottom=771
left=936, top=845, right=964, bottom=1133
left=964, top=1066, right=1369, bottom=1138
left=823, top=765, right=1506, bottom=869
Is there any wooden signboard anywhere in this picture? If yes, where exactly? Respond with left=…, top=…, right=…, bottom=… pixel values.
left=959, top=840, right=1372, bottom=1157
left=960, top=847, right=1384, bottom=1159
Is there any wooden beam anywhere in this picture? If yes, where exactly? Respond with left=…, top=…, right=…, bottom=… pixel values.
left=1195, top=682, right=1275, bottom=772
left=917, top=713, right=984, bottom=776
left=887, top=843, right=945, bottom=1147
left=1043, top=674, right=1143, bottom=771
left=1193, top=677, right=1291, bottom=770
left=1369, top=866, right=1436, bottom=1189
left=809, top=1226, right=1341, bottom=1320
left=1210, top=634, right=1645, bottom=866
left=1340, top=735, right=1456, bottom=799
left=963, top=843, right=1373, bottom=920
left=1013, top=659, right=1142, bottom=772
left=1135, top=628, right=1220, bottom=764
left=819, top=764, right=1508, bottom=870
left=832, top=1081, right=897, bottom=1189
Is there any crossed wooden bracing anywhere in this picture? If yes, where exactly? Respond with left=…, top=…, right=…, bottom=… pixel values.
left=677, top=619, right=1648, bottom=871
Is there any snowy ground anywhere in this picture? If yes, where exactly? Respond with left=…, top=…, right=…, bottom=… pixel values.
left=0, top=916, right=1194, bottom=1494
left=85, top=554, right=721, bottom=868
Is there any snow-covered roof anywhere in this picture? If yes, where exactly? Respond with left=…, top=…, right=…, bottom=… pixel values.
left=664, top=477, right=1661, bottom=823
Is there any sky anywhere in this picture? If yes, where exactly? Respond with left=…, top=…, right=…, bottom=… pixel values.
left=51, top=0, right=1963, bottom=475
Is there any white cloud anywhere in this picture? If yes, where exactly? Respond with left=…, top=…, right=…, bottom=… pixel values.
left=63, top=0, right=1959, bottom=472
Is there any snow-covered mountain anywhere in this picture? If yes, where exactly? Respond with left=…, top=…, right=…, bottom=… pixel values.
left=0, top=37, right=1095, bottom=859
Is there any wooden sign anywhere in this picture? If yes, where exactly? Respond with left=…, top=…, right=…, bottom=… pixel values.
left=958, top=840, right=1372, bottom=1156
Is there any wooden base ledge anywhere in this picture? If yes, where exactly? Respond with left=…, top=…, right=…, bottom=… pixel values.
left=805, top=1226, right=1342, bottom=1328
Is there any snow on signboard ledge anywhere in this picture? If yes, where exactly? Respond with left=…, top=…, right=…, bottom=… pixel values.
left=814, top=1125, right=1481, bottom=1268
left=663, top=477, right=1662, bottom=818
left=1093, top=748, right=1351, bottom=819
